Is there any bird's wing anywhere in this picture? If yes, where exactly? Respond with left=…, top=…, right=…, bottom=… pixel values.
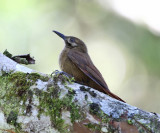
left=68, top=50, right=125, bottom=102
left=68, top=50, right=110, bottom=92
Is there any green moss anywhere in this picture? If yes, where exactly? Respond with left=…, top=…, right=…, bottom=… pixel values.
left=38, top=93, right=66, bottom=132
left=7, top=111, right=21, bottom=130
left=0, top=71, right=49, bottom=132
left=0, top=71, right=82, bottom=132
left=0, top=75, right=23, bottom=131
left=3, top=49, right=12, bottom=58
left=52, top=70, right=75, bottom=85
left=62, top=75, right=75, bottom=84
left=35, top=73, right=82, bottom=133
left=13, top=57, right=28, bottom=65
left=19, top=58, right=28, bottom=64
left=100, top=111, right=110, bottom=124
left=37, top=89, right=81, bottom=132
left=28, top=72, right=49, bottom=82
left=127, top=119, right=133, bottom=125
left=63, top=95, right=81, bottom=123
left=85, top=123, right=101, bottom=131
left=7, top=72, right=32, bottom=99
left=5, top=72, right=49, bottom=101
left=7, top=111, right=18, bottom=125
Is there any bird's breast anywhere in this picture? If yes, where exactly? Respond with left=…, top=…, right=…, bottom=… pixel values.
left=59, top=49, right=87, bottom=82
left=59, top=49, right=73, bottom=73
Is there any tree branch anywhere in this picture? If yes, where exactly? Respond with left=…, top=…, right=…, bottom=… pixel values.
left=0, top=53, right=160, bottom=133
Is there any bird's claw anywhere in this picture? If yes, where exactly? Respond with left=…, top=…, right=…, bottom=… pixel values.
left=52, top=70, right=73, bottom=78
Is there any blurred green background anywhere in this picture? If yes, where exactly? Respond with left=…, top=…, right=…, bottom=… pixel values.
left=1, top=0, right=160, bottom=113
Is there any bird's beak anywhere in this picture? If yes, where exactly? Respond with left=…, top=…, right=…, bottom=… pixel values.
left=53, top=30, right=66, bottom=40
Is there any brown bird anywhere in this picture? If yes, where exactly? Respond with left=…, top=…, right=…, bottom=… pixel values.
left=53, top=31, right=125, bottom=102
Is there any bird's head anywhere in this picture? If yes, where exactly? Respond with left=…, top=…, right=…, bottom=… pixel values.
left=53, top=30, right=88, bottom=53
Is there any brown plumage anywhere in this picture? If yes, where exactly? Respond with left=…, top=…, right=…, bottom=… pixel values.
left=53, top=31, right=125, bottom=102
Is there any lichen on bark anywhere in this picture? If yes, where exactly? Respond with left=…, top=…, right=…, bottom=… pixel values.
left=1, top=53, right=160, bottom=133
left=0, top=71, right=83, bottom=133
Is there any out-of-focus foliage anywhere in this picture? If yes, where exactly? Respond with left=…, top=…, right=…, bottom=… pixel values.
left=0, top=0, right=160, bottom=113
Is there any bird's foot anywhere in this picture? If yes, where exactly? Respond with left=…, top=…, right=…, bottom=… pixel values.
left=52, top=70, right=72, bottom=78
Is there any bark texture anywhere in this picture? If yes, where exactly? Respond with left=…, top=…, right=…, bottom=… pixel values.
left=0, top=53, right=160, bottom=133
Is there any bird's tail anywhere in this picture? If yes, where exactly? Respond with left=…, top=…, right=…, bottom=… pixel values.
left=105, top=90, right=125, bottom=103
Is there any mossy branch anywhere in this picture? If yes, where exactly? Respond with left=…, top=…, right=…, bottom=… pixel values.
left=0, top=52, right=160, bottom=133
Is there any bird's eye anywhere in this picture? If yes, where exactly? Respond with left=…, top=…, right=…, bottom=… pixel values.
left=70, top=38, right=74, bottom=43
left=67, top=37, right=77, bottom=47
